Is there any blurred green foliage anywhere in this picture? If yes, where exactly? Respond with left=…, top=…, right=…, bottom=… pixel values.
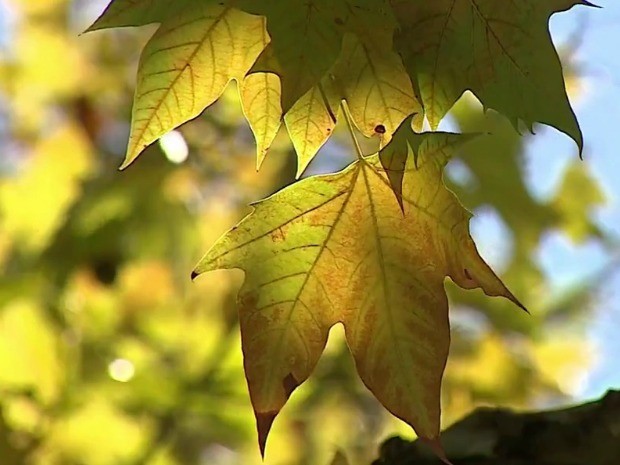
left=0, top=1, right=611, bottom=464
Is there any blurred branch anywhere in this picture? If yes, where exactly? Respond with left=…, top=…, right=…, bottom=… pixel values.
left=372, top=389, right=620, bottom=465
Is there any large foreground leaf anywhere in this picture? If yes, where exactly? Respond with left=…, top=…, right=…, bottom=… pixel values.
left=193, top=131, right=523, bottom=455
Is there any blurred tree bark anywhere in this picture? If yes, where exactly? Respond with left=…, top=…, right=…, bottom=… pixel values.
left=372, top=390, right=620, bottom=465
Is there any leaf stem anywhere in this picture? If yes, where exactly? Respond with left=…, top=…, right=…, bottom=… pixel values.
left=318, top=82, right=337, bottom=125
left=318, top=82, right=364, bottom=162
left=341, top=99, right=364, bottom=161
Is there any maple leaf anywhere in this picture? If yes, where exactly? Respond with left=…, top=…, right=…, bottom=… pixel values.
left=193, top=131, right=523, bottom=456
left=89, top=2, right=268, bottom=168
left=239, top=76, right=282, bottom=170
left=332, top=34, right=421, bottom=141
left=379, top=116, right=480, bottom=211
left=392, top=0, right=590, bottom=151
left=240, top=0, right=397, bottom=113
left=88, top=0, right=588, bottom=169
left=285, top=81, right=341, bottom=177
left=85, top=0, right=193, bottom=31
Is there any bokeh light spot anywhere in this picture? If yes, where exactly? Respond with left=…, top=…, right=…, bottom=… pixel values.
left=107, top=358, right=135, bottom=383
left=159, top=130, right=188, bottom=164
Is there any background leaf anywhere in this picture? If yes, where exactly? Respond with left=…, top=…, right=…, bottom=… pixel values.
left=392, top=0, right=586, bottom=150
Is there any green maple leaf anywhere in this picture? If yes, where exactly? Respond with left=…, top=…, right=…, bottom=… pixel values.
left=392, top=0, right=590, bottom=151
left=193, top=131, right=523, bottom=456
left=85, top=0, right=193, bottom=30
left=242, top=0, right=397, bottom=113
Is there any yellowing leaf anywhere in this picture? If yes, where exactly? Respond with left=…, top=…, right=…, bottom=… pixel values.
left=333, top=34, right=420, bottom=140
left=284, top=82, right=340, bottom=177
left=0, top=301, right=63, bottom=404
left=194, top=132, right=522, bottom=455
left=122, top=4, right=266, bottom=167
left=0, top=123, right=93, bottom=252
left=379, top=117, right=477, bottom=210
left=392, top=0, right=587, bottom=150
left=552, top=161, right=605, bottom=243
left=240, top=72, right=283, bottom=170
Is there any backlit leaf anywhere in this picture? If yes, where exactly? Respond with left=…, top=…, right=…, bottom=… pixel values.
left=284, top=82, right=340, bottom=177
left=121, top=4, right=266, bottom=168
left=332, top=34, right=421, bottom=141
left=240, top=72, right=283, bottom=170
left=193, top=131, right=523, bottom=456
left=379, top=116, right=477, bottom=210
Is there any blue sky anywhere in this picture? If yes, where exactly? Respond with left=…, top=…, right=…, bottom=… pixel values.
left=467, top=2, right=620, bottom=399
left=521, top=1, right=620, bottom=397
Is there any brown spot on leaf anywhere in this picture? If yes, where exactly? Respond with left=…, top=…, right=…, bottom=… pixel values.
left=463, top=268, right=472, bottom=280
left=334, top=17, right=344, bottom=25
left=270, top=227, right=286, bottom=242
left=375, top=124, right=386, bottom=134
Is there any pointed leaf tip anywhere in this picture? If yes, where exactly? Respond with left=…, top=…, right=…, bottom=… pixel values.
left=253, top=372, right=299, bottom=458
left=255, top=411, right=277, bottom=459
left=513, top=295, right=530, bottom=314
left=118, top=154, right=138, bottom=171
